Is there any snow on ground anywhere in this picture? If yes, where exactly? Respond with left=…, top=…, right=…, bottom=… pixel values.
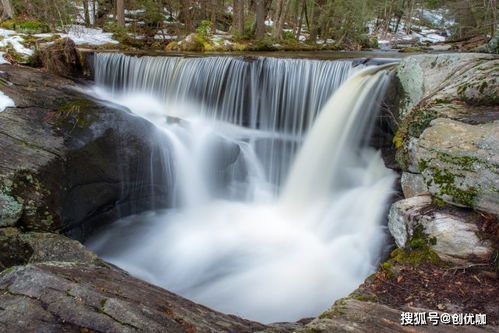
left=34, top=26, right=119, bottom=46
left=420, top=8, right=455, bottom=29
left=0, top=90, right=15, bottom=112
left=369, top=8, right=454, bottom=47
left=154, top=34, right=177, bottom=41
left=0, top=28, right=34, bottom=56
left=59, top=25, right=118, bottom=45
left=0, top=52, right=9, bottom=64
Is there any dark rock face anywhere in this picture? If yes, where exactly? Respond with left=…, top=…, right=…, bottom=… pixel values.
left=0, top=65, right=172, bottom=241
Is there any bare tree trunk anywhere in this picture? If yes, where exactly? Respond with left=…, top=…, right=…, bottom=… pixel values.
left=233, top=0, right=245, bottom=35
left=405, top=0, right=415, bottom=34
left=116, top=0, right=125, bottom=26
left=181, top=0, right=194, bottom=33
left=83, top=0, right=91, bottom=26
left=255, top=0, right=266, bottom=39
left=490, top=0, right=497, bottom=36
left=272, top=0, right=291, bottom=39
left=295, top=0, right=306, bottom=39
left=310, top=0, right=325, bottom=40
left=1, top=0, right=14, bottom=19
left=211, top=0, right=218, bottom=23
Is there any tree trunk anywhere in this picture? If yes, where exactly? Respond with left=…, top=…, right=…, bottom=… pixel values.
left=272, top=0, right=291, bottom=39
left=211, top=0, right=218, bottom=23
left=181, top=0, right=194, bottom=33
left=116, top=0, right=125, bottom=26
left=83, top=0, right=91, bottom=26
left=1, top=0, right=14, bottom=19
left=255, top=0, right=266, bottom=39
left=233, top=0, right=245, bottom=35
left=295, top=0, right=306, bottom=39
left=310, top=0, right=326, bottom=40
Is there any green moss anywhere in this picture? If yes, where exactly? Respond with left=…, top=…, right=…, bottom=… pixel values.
left=4, top=44, right=29, bottom=63
left=318, top=300, right=347, bottom=319
left=433, top=151, right=482, bottom=172
left=398, top=47, right=426, bottom=53
left=393, top=130, right=404, bottom=148
left=418, top=159, right=428, bottom=172
left=353, top=295, right=379, bottom=302
left=430, top=168, right=478, bottom=207
left=390, top=247, right=443, bottom=266
left=432, top=196, right=446, bottom=208
left=0, top=20, right=49, bottom=33
left=389, top=225, right=445, bottom=266
left=407, top=109, right=438, bottom=138
left=0, top=265, right=17, bottom=276
left=379, top=261, right=395, bottom=279
left=251, top=39, right=277, bottom=51
left=52, top=99, right=99, bottom=131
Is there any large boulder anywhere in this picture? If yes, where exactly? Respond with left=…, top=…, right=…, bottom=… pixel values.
left=415, top=118, right=498, bottom=213
left=388, top=195, right=493, bottom=264
left=0, top=65, right=172, bottom=240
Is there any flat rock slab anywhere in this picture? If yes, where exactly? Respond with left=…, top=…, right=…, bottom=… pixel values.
left=0, top=262, right=267, bottom=333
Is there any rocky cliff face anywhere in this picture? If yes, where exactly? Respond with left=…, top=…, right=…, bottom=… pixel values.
left=0, top=65, right=173, bottom=241
left=395, top=54, right=498, bottom=214
left=389, top=54, right=498, bottom=262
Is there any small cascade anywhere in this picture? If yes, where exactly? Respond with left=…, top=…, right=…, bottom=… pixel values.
left=281, top=64, right=395, bottom=209
left=87, top=54, right=396, bottom=323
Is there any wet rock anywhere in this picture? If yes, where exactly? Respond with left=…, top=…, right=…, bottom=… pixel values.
left=0, top=262, right=267, bottom=333
left=388, top=196, right=493, bottom=263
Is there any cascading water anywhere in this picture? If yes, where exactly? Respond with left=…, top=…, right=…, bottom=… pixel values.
left=94, top=54, right=356, bottom=188
left=87, top=54, right=397, bottom=323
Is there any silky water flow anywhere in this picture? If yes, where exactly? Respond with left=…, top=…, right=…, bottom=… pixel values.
left=86, top=54, right=397, bottom=323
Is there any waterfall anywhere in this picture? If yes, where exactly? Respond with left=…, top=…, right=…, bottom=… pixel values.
left=87, top=54, right=396, bottom=323
left=94, top=54, right=358, bottom=187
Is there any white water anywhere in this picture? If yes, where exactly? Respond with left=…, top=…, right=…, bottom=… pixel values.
left=87, top=55, right=396, bottom=323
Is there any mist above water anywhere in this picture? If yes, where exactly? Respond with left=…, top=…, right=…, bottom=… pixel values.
left=87, top=55, right=396, bottom=323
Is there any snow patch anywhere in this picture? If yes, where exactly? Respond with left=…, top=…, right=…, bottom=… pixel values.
left=0, top=28, right=33, bottom=56
left=60, top=25, right=119, bottom=45
left=0, top=90, right=15, bottom=112
left=0, top=52, right=10, bottom=64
